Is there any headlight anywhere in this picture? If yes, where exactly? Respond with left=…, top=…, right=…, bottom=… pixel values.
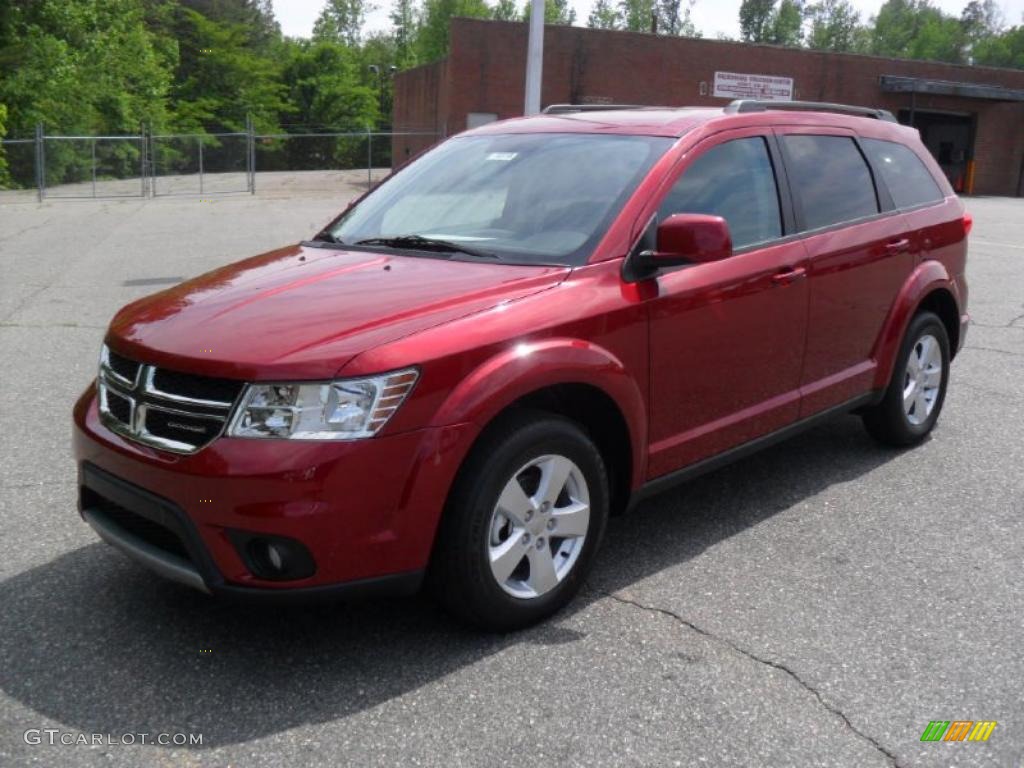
left=227, top=368, right=419, bottom=440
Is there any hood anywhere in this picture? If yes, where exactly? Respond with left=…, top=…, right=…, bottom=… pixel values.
left=108, top=243, right=567, bottom=380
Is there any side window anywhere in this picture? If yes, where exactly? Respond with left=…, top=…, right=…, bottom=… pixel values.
left=862, top=138, right=945, bottom=209
left=659, top=137, right=782, bottom=250
left=782, top=135, right=879, bottom=231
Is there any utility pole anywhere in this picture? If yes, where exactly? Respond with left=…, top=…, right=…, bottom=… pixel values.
left=524, top=0, right=545, bottom=115
left=369, top=64, right=398, bottom=128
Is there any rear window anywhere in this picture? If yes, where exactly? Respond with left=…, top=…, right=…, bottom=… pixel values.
left=782, top=135, right=879, bottom=231
left=862, top=138, right=945, bottom=209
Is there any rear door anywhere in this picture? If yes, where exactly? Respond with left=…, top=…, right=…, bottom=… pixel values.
left=644, top=128, right=809, bottom=478
left=775, top=128, right=913, bottom=416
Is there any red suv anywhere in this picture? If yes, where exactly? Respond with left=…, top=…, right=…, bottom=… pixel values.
left=73, top=101, right=970, bottom=630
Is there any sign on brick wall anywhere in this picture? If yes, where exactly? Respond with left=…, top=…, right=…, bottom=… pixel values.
left=713, top=71, right=793, bottom=101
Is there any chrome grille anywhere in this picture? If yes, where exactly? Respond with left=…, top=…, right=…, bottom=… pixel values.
left=97, top=347, right=244, bottom=454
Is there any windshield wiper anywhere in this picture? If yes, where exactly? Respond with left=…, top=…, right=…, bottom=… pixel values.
left=355, top=235, right=497, bottom=259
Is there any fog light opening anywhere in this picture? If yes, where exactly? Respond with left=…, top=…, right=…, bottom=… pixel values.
left=250, top=539, right=289, bottom=576
left=230, top=532, right=317, bottom=582
left=266, top=542, right=284, bottom=572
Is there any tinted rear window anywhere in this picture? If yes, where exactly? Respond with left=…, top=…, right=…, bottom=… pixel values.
left=782, top=135, right=879, bottom=231
left=862, top=138, right=945, bottom=209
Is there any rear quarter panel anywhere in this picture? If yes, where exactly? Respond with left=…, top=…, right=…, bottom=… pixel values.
left=850, top=120, right=968, bottom=388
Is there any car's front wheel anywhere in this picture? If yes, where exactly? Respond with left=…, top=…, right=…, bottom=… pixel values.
left=862, top=310, right=950, bottom=446
left=430, top=410, right=609, bottom=630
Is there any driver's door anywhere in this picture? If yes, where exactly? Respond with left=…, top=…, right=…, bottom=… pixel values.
left=645, top=129, right=809, bottom=478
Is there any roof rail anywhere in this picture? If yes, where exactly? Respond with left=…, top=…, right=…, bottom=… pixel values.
left=725, top=99, right=898, bottom=123
left=541, top=104, right=655, bottom=114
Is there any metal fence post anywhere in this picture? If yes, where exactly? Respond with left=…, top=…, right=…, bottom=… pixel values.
left=141, top=124, right=149, bottom=198
left=91, top=138, right=97, bottom=198
left=35, top=123, right=44, bottom=202
left=246, top=114, right=255, bottom=194
left=367, top=127, right=372, bottom=188
left=198, top=135, right=204, bottom=195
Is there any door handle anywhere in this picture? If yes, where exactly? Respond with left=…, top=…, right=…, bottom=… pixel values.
left=771, top=266, right=807, bottom=285
left=885, top=238, right=911, bottom=254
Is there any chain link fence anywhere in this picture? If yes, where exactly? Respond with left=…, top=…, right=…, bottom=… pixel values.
left=150, top=132, right=252, bottom=196
left=0, top=124, right=438, bottom=202
left=42, top=135, right=148, bottom=199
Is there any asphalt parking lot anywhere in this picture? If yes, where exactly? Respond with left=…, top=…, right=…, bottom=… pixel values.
left=0, top=183, right=1021, bottom=767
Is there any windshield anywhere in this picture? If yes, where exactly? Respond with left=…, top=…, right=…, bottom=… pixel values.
left=328, top=133, right=673, bottom=266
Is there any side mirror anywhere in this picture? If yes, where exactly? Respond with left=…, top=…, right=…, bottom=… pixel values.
left=634, top=213, right=733, bottom=273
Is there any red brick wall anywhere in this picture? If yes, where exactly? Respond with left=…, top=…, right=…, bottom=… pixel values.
left=393, top=18, right=1024, bottom=195
left=391, top=58, right=448, bottom=167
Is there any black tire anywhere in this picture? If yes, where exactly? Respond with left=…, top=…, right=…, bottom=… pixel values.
left=429, top=409, right=609, bottom=631
left=862, top=310, right=950, bottom=447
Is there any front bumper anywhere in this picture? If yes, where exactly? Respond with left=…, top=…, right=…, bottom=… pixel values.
left=73, top=385, right=474, bottom=598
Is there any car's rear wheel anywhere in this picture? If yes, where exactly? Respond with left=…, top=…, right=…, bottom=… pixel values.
left=862, top=310, right=950, bottom=446
left=429, top=410, right=609, bottom=630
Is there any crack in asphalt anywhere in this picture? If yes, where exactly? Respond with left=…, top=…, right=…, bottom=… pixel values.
left=963, top=344, right=1023, bottom=357
left=958, top=380, right=1020, bottom=400
left=0, top=480, right=77, bottom=490
left=0, top=283, right=55, bottom=324
left=0, top=215, right=63, bottom=243
left=970, top=320, right=1024, bottom=330
left=591, top=587, right=901, bottom=767
left=0, top=321, right=106, bottom=330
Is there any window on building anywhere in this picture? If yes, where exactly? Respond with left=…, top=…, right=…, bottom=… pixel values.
left=659, top=137, right=782, bottom=250
left=862, top=138, right=945, bottom=209
left=782, top=135, right=879, bottom=230
left=466, top=112, right=498, bottom=129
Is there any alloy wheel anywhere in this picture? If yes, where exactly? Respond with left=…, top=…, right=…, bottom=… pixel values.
left=487, top=454, right=590, bottom=599
left=902, top=332, right=943, bottom=426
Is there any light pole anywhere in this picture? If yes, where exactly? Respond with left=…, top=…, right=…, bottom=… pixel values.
left=524, top=0, right=545, bottom=115
left=368, top=64, right=398, bottom=129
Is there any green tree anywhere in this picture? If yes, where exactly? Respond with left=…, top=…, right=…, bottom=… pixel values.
left=588, top=0, right=622, bottom=28
left=268, top=38, right=377, bottom=169
left=972, top=24, right=1024, bottom=68
left=492, top=0, right=521, bottom=21
left=177, top=0, right=280, bottom=46
left=171, top=6, right=289, bottom=133
left=522, top=0, right=577, bottom=25
left=767, top=0, right=803, bottom=45
left=960, top=0, right=1002, bottom=43
left=389, top=0, right=418, bottom=66
left=806, top=0, right=861, bottom=51
left=360, top=32, right=399, bottom=124
left=416, top=0, right=490, bottom=61
left=867, top=0, right=964, bottom=62
left=960, top=0, right=1003, bottom=59
left=620, top=0, right=655, bottom=32
left=0, top=103, right=9, bottom=186
left=658, top=0, right=699, bottom=34
left=0, top=0, right=174, bottom=136
left=314, top=0, right=375, bottom=46
left=907, top=11, right=965, bottom=61
left=280, top=38, right=378, bottom=130
left=739, top=0, right=775, bottom=41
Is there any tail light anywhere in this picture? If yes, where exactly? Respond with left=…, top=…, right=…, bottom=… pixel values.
left=963, top=212, right=973, bottom=236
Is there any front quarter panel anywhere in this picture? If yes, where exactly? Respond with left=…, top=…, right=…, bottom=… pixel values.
left=343, top=259, right=651, bottom=491
left=429, top=336, right=646, bottom=458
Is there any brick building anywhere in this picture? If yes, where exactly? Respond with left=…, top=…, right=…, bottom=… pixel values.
left=393, top=18, right=1024, bottom=196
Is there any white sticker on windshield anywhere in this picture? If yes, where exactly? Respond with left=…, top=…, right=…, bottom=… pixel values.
left=486, top=152, right=518, bottom=162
